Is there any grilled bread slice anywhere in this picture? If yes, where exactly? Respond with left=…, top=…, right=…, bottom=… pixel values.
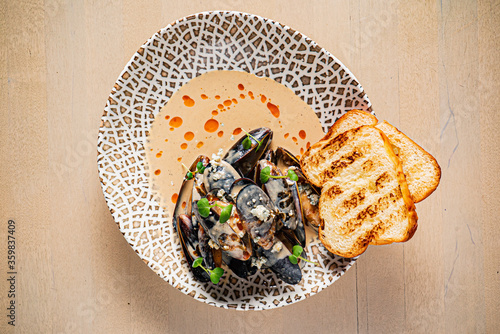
left=301, top=110, right=377, bottom=182
left=316, top=126, right=418, bottom=258
left=302, top=109, right=441, bottom=202
left=375, top=121, right=441, bottom=202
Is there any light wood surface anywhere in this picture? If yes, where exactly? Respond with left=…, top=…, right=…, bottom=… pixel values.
left=1, top=1, right=499, bottom=333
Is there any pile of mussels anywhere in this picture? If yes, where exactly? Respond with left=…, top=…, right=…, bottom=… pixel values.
left=173, top=128, right=322, bottom=285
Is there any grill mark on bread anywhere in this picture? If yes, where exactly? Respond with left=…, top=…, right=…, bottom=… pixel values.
left=338, top=186, right=402, bottom=235
left=322, top=149, right=364, bottom=180
left=375, top=172, right=389, bottom=190
left=325, top=185, right=343, bottom=198
left=362, top=160, right=374, bottom=172
left=342, top=189, right=366, bottom=210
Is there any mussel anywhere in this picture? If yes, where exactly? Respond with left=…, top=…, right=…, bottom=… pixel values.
left=173, top=156, right=211, bottom=282
left=223, top=127, right=272, bottom=177
left=275, top=147, right=322, bottom=230
left=255, top=239, right=302, bottom=285
left=234, top=182, right=279, bottom=250
left=194, top=191, right=252, bottom=262
left=173, top=129, right=322, bottom=286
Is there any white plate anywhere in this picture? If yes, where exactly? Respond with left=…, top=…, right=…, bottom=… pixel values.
left=97, top=11, right=372, bottom=310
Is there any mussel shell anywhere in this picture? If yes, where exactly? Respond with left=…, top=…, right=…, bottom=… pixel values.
left=273, top=146, right=300, bottom=170
left=193, top=192, right=251, bottom=261
left=235, top=183, right=277, bottom=250
left=203, top=160, right=241, bottom=194
left=198, top=224, right=215, bottom=270
left=256, top=160, right=306, bottom=247
left=173, top=156, right=210, bottom=282
left=274, top=147, right=322, bottom=233
left=176, top=214, right=210, bottom=282
left=223, top=127, right=272, bottom=177
left=261, top=147, right=275, bottom=162
left=255, top=240, right=302, bottom=285
left=221, top=252, right=256, bottom=279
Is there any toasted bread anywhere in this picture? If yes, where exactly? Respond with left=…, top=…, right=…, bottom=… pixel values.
left=375, top=122, right=441, bottom=202
left=301, top=110, right=378, bottom=178
left=316, top=126, right=418, bottom=258
left=302, top=109, right=441, bottom=202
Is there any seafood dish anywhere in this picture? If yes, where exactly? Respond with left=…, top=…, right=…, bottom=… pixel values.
left=172, top=127, right=321, bottom=285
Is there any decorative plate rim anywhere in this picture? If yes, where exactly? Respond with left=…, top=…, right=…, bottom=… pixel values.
left=97, top=10, right=372, bottom=311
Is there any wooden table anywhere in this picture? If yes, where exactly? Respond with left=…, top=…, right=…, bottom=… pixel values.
left=1, top=1, right=499, bottom=333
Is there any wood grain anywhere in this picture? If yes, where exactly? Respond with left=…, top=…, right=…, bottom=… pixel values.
left=1, top=1, right=499, bottom=333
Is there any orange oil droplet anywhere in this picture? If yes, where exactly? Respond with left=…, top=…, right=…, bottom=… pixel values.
left=204, top=119, right=219, bottom=133
left=164, top=138, right=168, bottom=142
left=215, top=95, right=221, bottom=100
left=233, top=127, right=242, bottom=135
left=217, top=131, right=224, bottom=137
left=261, top=95, right=267, bottom=103
left=284, top=133, right=290, bottom=139
left=165, top=115, right=170, bottom=120
left=212, top=110, right=219, bottom=116
left=180, top=143, right=188, bottom=150
left=299, top=130, right=306, bottom=140
left=232, top=98, right=238, bottom=104
left=267, top=102, right=280, bottom=118
left=177, top=157, right=182, bottom=162
left=292, top=137, right=298, bottom=142
left=169, top=116, right=183, bottom=128
left=184, top=131, right=195, bottom=141
left=218, top=104, right=224, bottom=110
left=240, top=94, right=245, bottom=99
left=306, top=141, right=311, bottom=149
left=223, top=100, right=232, bottom=107
left=171, top=193, right=178, bottom=204
left=238, top=84, right=244, bottom=90
left=181, top=201, right=186, bottom=209
left=169, top=127, right=174, bottom=131
left=154, top=169, right=161, bottom=175
left=150, top=148, right=153, bottom=151
left=156, top=152, right=162, bottom=158
left=196, top=141, right=204, bottom=148
left=300, top=147, right=305, bottom=155
left=182, top=95, right=195, bottom=107
left=248, top=91, right=254, bottom=99
left=201, top=94, right=208, bottom=100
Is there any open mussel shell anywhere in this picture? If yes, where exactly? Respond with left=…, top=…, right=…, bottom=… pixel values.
left=255, top=239, right=302, bottom=285
left=223, top=127, right=272, bottom=177
left=221, top=252, right=257, bottom=279
left=176, top=214, right=210, bottom=282
left=255, top=159, right=306, bottom=247
left=274, top=147, right=322, bottom=231
left=173, top=156, right=211, bottom=282
left=203, top=160, right=241, bottom=194
left=274, top=146, right=300, bottom=169
left=193, top=191, right=252, bottom=262
left=234, top=182, right=278, bottom=250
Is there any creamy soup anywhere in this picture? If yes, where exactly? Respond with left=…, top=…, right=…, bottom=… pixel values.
left=145, top=70, right=324, bottom=215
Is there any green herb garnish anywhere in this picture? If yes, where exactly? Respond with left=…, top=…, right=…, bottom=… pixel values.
left=182, top=161, right=206, bottom=180
left=241, top=129, right=263, bottom=151
left=288, top=245, right=319, bottom=265
left=196, top=198, right=233, bottom=224
left=260, top=166, right=299, bottom=184
left=192, top=257, right=225, bottom=284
